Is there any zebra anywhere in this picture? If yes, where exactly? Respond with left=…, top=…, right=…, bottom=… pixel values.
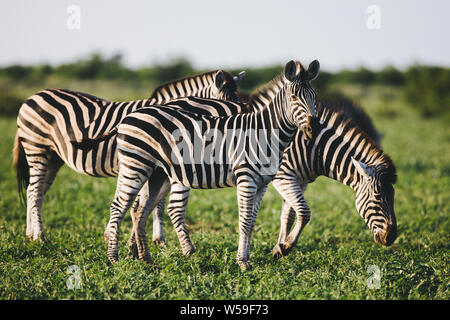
left=271, top=101, right=397, bottom=258
left=125, top=61, right=319, bottom=259
left=134, top=66, right=321, bottom=255
left=105, top=59, right=320, bottom=270
left=13, top=69, right=244, bottom=242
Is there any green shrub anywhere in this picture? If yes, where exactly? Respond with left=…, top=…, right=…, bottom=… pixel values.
left=0, top=65, right=31, bottom=81
left=403, top=65, right=450, bottom=118
left=377, top=66, right=405, bottom=86
left=229, top=65, right=282, bottom=93
left=0, top=90, right=24, bottom=117
left=149, top=58, right=195, bottom=84
left=333, top=67, right=376, bottom=85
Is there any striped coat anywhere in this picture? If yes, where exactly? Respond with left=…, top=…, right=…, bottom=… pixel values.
left=13, top=70, right=243, bottom=242
left=271, top=103, right=397, bottom=258
left=105, top=60, right=320, bottom=270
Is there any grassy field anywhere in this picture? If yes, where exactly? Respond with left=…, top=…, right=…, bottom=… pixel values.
left=0, top=84, right=448, bottom=300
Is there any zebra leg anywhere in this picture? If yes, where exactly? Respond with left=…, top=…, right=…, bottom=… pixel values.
left=106, top=166, right=150, bottom=264
left=125, top=185, right=167, bottom=259
left=25, top=150, right=59, bottom=242
left=166, top=183, right=194, bottom=257
left=252, top=185, right=268, bottom=219
left=272, top=177, right=310, bottom=258
left=152, top=198, right=167, bottom=247
left=130, top=167, right=171, bottom=263
left=272, top=200, right=296, bottom=259
left=235, top=179, right=259, bottom=271
left=126, top=185, right=168, bottom=258
left=125, top=193, right=141, bottom=257
left=251, top=185, right=268, bottom=238
left=283, top=199, right=310, bottom=254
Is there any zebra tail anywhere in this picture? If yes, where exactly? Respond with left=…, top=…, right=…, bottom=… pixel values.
left=70, top=127, right=118, bottom=151
left=13, top=133, right=29, bottom=205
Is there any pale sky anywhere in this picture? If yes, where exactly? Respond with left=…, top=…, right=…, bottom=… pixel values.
left=1, top=0, right=449, bottom=71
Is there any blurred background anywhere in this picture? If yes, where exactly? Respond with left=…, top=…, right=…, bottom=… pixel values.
left=0, top=0, right=449, bottom=120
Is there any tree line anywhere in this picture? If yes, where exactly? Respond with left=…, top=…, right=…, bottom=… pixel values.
left=0, top=53, right=449, bottom=119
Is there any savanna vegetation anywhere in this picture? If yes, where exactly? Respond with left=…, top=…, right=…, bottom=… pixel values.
left=0, top=54, right=448, bottom=299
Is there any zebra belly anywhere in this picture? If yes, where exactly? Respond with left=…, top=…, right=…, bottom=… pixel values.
left=59, top=138, right=119, bottom=177
left=167, top=163, right=237, bottom=189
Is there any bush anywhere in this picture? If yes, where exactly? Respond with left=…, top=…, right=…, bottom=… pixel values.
left=377, top=66, right=405, bottom=86
left=0, top=65, right=31, bottom=81
left=54, top=53, right=136, bottom=81
left=403, top=65, right=450, bottom=118
left=0, top=90, right=24, bottom=117
left=333, top=67, right=376, bottom=85
left=149, top=58, right=195, bottom=84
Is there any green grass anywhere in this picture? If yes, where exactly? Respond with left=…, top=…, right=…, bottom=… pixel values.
left=0, top=86, right=448, bottom=300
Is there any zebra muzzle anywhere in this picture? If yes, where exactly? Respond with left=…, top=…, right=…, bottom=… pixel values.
left=374, top=223, right=397, bottom=246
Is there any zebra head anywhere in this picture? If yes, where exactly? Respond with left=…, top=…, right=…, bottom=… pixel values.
left=352, top=157, right=397, bottom=246
left=213, top=70, right=245, bottom=102
left=283, top=60, right=320, bottom=139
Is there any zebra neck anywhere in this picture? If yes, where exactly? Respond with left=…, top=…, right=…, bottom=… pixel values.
left=306, top=125, right=360, bottom=191
left=250, top=87, right=297, bottom=134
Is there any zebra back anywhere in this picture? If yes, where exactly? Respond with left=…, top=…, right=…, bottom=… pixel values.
left=317, top=98, right=382, bottom=145
left=148, top=70, right=241, bottom=105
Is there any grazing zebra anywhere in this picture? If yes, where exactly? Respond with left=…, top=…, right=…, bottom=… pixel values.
left=13, top=69, right=243, bottom=242
left=105, top=60, right=320, bottom=270
left=271, top=102, right=397, bottom=258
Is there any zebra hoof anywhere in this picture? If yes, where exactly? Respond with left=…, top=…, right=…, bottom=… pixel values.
left=107, top=254, right=119, bottom=264
left=272, top=243, right=290, bottom=259
left=139, top=255, right=154, bottom=265
left=237, top=260, right=252, bottom=271
left=28, top=233, right=46, bottom=244
left=182, top=246, right=196, bottom=258
left=152, top=239, right=167, bottom=248
left=127, top=242, right=139, bottom=259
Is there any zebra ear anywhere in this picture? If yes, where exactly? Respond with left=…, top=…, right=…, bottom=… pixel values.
left=284, top=60, right=298, bottom=82
left=215, top=70, right=226, bottom=90
left=352, top=157, right=375, bottom=179
left=307, top=60, right=320, bottom=81
left=233, top=71, right=246, bottom=85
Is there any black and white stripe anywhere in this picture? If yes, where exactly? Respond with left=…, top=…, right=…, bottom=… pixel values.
left=105, top=60, right=320, bottom=270
left=13, top=70, right=242, bottom=242
left=147, top=96, right=387, bottom=260
left=140, top=63, right=321, bottom=253
left=271, top=103, right=397, bottom=258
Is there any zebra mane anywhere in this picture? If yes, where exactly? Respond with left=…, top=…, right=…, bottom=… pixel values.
left=149, top=70, right=236, bottom=100
left=317, top=104, right=397, bottom=183
left=318, top=98, right=381, bottom=144
left=248, top=74, right=285, bottom=103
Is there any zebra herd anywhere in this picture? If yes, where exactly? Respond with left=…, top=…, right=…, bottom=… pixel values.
left=13, top=59, right=397, bottom=271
